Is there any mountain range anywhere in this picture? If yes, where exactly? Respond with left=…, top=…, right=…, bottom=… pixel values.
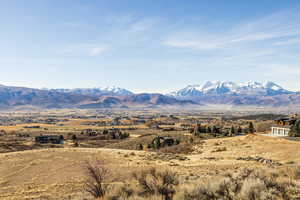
left=52, top=86, right=133, bottom=96
left=0, top=84, right=196, bottom=109
left=0, top=81, right=299, bottom=109
left=169, top=81, right=292, bottom=97
left=169, top=81, right=300, bottom=106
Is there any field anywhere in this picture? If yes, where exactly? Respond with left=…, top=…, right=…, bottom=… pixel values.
left=0, top=110, right=299, bottom=199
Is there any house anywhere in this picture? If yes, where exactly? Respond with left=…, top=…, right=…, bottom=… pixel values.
left=151, top=136, right=175, bottom=148
left=270, top=118, right=296, bottom=137
left=35, top=135, right=64, bottom=144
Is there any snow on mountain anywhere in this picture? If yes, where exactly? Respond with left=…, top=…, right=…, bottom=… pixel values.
left=263, top=81, right=284, bottom=91
left=96, top=86, right=133, bottom=95
left=170, top=81, right=292, bottom=97
left=52, top=86, right=133, bottom=96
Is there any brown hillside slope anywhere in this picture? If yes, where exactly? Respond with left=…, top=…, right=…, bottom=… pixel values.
left=0, top=134, right=299, bottom=199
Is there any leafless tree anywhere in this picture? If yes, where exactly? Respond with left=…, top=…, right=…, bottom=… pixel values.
left=84, top=160, right=109, bottom=198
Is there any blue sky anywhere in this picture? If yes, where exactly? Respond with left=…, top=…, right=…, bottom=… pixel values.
left=1, top=0, right=300, bottom=93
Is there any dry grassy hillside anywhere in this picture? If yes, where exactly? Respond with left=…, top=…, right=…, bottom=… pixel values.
left=0, top=134, right=299, bottom=199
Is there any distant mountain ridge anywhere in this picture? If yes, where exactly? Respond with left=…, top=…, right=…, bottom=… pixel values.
left=169, top=81, right=293, bottom=97
left=0, top=81, right=299, bottom=109
left=168, top=81, right=299, bottom=106
left=51, top=86, right=133, bottom=96
left=0, top=85, right=197, bottom=109
left=79, top=93, right=198, bottom=109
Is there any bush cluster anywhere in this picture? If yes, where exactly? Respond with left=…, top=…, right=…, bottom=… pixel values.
left=84, top=164, right=300, bottom=200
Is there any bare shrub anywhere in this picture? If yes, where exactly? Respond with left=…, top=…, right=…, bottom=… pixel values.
left=282, top=165, right=300, bottom=185
left=133, top=168, right=179, bottom=200
left=181, top=168, right=300, bottom=200
left=84, top=160, right=109, bottom=198
left=118, top=184, right=134, bottom=199
left=106, top=183, right=134, bottom=200
left=239, top=178, right=267, bottom=200
left=182, top=186, right=216, bottom=200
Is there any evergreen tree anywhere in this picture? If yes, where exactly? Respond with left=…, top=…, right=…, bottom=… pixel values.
left=249, top=122, right=255, bottom=133
left=237, top=126, right=242, bottom=134
left=71, top=134, right=77, bottom=141
left=138, top=144, right=143, bottom=150
left=212, top=126, right=217, bottom=133
left=197, top=123, right=202, bottom=133
left=153, top=137, right=161, bottom=149
left=190, top=128, right=194, bottom=134
left=212, top=126, right=219, bottom=133
left=212, top=126, right=218, bottom=137
left=207, top=126, right=212, bottom=133
left=230, top=126, right=235, bottom=136
left=290, top=120, right=300, bottom=137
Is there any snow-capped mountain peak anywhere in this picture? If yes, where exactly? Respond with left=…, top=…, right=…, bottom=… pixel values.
left=262, top=81, right=284, bottom=91
left=170, top=81, right=292, bottom=97
left=200, top=81, right=221, bottom=92
left=52, top=86, right=133, bottom=96
left=96, top=86, right=133, bottom=95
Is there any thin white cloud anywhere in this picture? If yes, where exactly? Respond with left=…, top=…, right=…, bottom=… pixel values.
left=164, top=9, right=300, bottom=50
left=58, top=15, right=165, bottom=58
left=164, top=39, right=225, bottom=50
left=57, top=10, right=300, bottom=91
left=60, top=44, right=109, bottom=56
left=105, top=14, right=162, bottom=33
left=89, top=47, right=109, bottom=56
left=127, top=18, right=161, bottom=33
left=273, top=38, right=300, bottom=46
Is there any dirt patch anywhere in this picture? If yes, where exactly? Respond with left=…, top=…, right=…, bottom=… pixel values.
left=144, top=152, right=189, bottom=162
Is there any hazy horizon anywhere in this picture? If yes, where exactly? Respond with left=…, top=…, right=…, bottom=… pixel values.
left=1, top=0, right=300, bottom=93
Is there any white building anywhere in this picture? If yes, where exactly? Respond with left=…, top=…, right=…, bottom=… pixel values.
left=270, top=126, right=290, bottom=137
left=269, top=117, right=297, bottom=137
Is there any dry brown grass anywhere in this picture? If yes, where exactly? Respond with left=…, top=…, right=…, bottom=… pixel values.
left=159, top=142, right=194, bottom=154
left=179, top=168, right=300, bottom=200
left=103, top=167, right=300, bottom=200
left=0, top=134, right=300, bottom=199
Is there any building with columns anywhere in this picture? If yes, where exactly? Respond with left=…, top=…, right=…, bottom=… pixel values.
left=270, top=117, right=296, bottom=137
left=271, top=126, right=290, bottom=136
